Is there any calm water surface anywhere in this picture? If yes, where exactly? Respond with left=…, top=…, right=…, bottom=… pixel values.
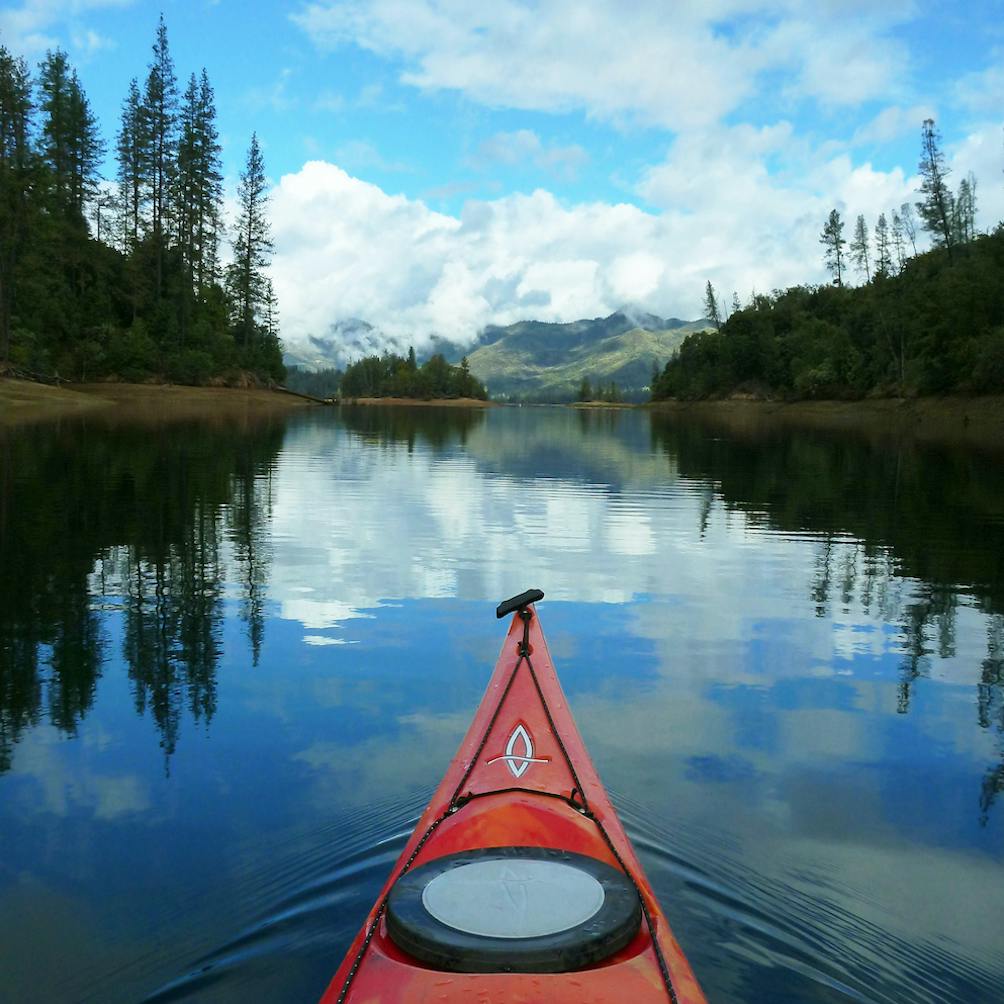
left=1, top=404, right=1002, bottom=1003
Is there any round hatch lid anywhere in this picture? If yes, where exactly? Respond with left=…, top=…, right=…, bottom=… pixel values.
left=386, top=846, right=641, bottom=973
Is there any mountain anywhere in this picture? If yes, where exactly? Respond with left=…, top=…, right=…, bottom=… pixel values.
left=463, top=312, right=709, bottom=401
left=283, top=311, right=711, bottom=401
left=282, top=318, right=382, bottom=371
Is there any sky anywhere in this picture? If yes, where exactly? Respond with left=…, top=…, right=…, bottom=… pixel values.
left=1, top=0, right=1002, bottom=356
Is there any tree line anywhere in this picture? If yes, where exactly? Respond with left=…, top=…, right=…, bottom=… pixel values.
left=338, top=348, right=487, bottom=400
left=0, top=16, right=282, bottom=385
left=656, top=119, right=1003, bottom=400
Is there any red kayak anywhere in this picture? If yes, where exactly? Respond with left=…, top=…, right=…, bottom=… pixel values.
left=319, top=590, right=708, bottom=1003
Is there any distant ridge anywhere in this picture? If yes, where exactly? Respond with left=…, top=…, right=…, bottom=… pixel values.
left=284, top=310, right=711, bottom=401
left=462, top=311, right=709, bottom=401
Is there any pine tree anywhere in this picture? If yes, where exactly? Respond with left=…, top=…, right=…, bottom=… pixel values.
left=229, top=132, right=273, bottom=348
left=899, top=202, right=919, bottom=255
left=819, top=209, right=846, bottom=287
left=953, top=173, right=977, bottom=244
left=704, top=280, right=722, bottom=330
left=874, top=213, right=892, bottom=277
left=916, top=118, right=955, bottom=260
left=194, top=70, right=223, bottom=293
left=731, top=291, right=741, bottom=315
left=578, top=376, right=592, bottom=402
left=117, top=78, right=146, bottom=248
left=0, top=46, right=33, bottom=362
left=143, top=14, right=178, bottom=297
left=891, top=210, right=907, bottom=271
left=177, top=69, right=223, bottom=295
left=850, top=214, right=871, bottom=281
left=36, top=50, right=73, bottom=213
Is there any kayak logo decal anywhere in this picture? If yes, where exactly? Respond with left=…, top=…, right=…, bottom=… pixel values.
left=486, top=723, right=550, bottom=779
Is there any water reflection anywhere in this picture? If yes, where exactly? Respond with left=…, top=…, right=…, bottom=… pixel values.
left=651, top=412, right=1004, bottom=825
left=0, top=418, right=281, bottom=769
left=1, top=403, right=1003, bottom=1003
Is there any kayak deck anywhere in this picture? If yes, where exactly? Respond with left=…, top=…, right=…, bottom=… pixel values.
left=319, top=601, right=707, bottom=1003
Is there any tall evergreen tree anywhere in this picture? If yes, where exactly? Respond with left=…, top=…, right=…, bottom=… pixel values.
left=874, top=213, right=892, bottom=277
left=819, top=209, right=846, bottom=287
left=194, top=70, right=223, bottom=293
left=891, top=210, right=907, bottom=271
left=899, top=202, right=919, bottom=255
left=36, top=50, right=73, bottom=213
left=704, top=280, right=722, bottom=330
left=229, top=132, right=273, bottom=347
left=953, top=173, right=977, bottom=244
left=850, top=214, right=871, bottom=281
left=916, top=118, right=955, bottom=260
left=116, top=77, right=146, bottom=248
left=0, top=46, right=33, bottom=362
left=142, top=14, right=178, bottom=297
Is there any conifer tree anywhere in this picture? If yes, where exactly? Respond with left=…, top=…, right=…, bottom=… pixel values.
left=177, top=69, right=223, bottom=295
left=916, top=118, right=955, bottom=260
left=953, top=173, right=977, bottom=244
left=143, top=14, right=178, bottom=296
left=117, top=78, right=146, bottom=247
left=899, top=202, right=919, bottom=255
left=891, top=210, right=907, bottom=271
left=704, top=280, right=722, bottom=330
left=850, top=214, right=871, bottom=281
left=819, top=209, right=846, bottom=287
left=229, top=132, right=273, bottom=347
left=0, top=46, right=33, bottom=362
left=874, top=213, right=892, bottom=277
left=731, top=291, right=741, bottom=315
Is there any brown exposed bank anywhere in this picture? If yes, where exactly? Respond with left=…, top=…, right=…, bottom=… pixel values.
left=649, top=396, right=1004, bottom=450
left=341, top=397, right=493, bottom=408
left=0, top=379, right=313, bottom=428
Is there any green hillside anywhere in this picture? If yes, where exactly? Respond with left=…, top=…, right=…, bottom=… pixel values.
left=466, top=312, right=707, bottom=401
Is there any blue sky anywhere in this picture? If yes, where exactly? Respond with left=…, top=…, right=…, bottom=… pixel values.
left=1, top=0, right=1002, bottom=353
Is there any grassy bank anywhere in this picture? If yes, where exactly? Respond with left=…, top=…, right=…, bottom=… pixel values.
left=0, top=379, right=313, bottom=428
left=649, top=395, right=1004, bottom=450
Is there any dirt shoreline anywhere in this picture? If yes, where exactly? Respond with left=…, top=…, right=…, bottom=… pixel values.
left=340, top=396, right=493, bottom=408
left=648, top=395, right=1004, bottom=450
left=0, top=379, right=314, bottom=427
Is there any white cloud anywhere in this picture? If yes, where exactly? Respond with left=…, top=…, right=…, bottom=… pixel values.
left=0, top=0, right=131, bottom=59
left=471, top=129, right=588, bottom=181
left=291, top=1, right=916, bottom=129
left=851, top=105, right=937, bottom=147
left=271, top=129, right=926, bottom=353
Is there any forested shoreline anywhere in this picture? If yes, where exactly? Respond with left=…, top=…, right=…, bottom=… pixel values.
left=654, top=121, right=1003, bottom=402
left=0, top=17, right=283, bottom=386
left=298, top=348, right=488, bottom=401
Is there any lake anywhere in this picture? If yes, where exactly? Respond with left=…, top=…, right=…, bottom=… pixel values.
left=1, top=403, right=1002, bottom=1003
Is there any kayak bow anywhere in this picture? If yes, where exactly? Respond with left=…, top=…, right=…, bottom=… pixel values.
left=319, top=592, right=707, bottom=1003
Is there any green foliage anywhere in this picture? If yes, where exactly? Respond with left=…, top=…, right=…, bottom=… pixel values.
left=285, top=365, right=343, bottom=399
left=339, top=350, right=487, bottom=400
left=0, top=24, right=283, bottom=386
left=653, top=228, right=1004, bottom=401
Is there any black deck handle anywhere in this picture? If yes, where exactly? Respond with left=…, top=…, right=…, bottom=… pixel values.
left=496, top=589, right=545, bottom=619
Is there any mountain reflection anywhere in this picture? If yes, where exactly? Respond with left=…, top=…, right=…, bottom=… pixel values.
left=0, top=417, right=283, bottom=770
left=650, top=412, right=1004, bottom=822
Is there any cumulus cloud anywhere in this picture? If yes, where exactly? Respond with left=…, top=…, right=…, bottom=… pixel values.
left=271, top=128, right=928, bottom=354
left=291, top=0, right=915, bottom=129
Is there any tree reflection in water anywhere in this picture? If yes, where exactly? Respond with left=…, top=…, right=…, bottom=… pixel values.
left=650, top=412, right=1004, bottom=823
left=0, top=416, right=283, bottom=769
